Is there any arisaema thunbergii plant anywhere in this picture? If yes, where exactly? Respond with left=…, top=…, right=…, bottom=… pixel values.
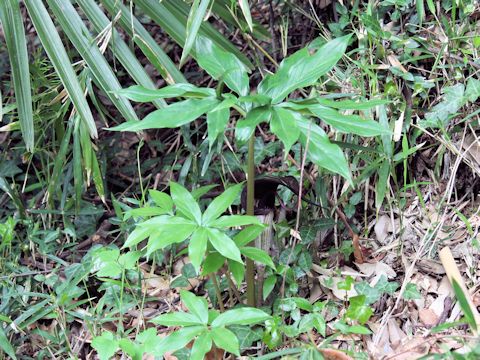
left=113, top=34, right=392, bottom=306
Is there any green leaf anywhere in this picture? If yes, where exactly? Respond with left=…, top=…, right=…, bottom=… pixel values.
left=238, top=0, right=253, bottom=31
left=233, top=225, right=265, bottom=247
left=92, top=331, right=119, bottom=360
left=189, top=228, right=209, bottom=274
left=150, top=311, right=205, bottom=326
left=190, top=332, right=213, bottom=360
left=270, top=107, right=300, bottom=154
left=202, top=183, right=243, bottom=225
left=45, top=0, right=139, bottom=123
left=210, top=215, right=262, bottom=228
left=297, top=117, right=352, bottom=183
left=157, top=326, right=205, bottom=355
left=210, top=327, right=240, bottom=355
left=180, top=290, right=209, bottom=324
left=308, top=104, right=390, bottom=136
left=240, top=247, right=276, bottom=269
left=110, top=97, right=219, bottom=131
left=403, top=283, right=422, bottom=300
left=146, top=224, right=197, bottom=255
left=0, top=326, right=17, bottom=360
left=258, top=34, right=351, bottom=103
left=149, top=190, right=174, bottom=212
left=195, top=35, right=250, bottom=95
left=206, top=228, right=243, bottom=263
left=421, top=84, right=465, bottom=129
left=207, top=107, right=230, bottom=149
left=0, top=0, right=34, bottom=151
left=212, top=307, right=271, bottom=327
left=181, top=0, right=211, bottom=67
left=201, top=252, right=225, bottom=275
left=118, top=251, right=142, bottom=270
left=315, top=97, right=389, bottom=110
left=375, top=160, right=390, bottom=210
left=170, top=182, right=202, bottom=224
left=236, top=106, right=272, bottom=143
left=465, top=77, right=480, bottom=103
left=124, top=226, right=152, bottom=248
left=263, top=275, right=277, bottom=300
left=228, top=259, right=245, bottom=285
left=452, top=279, right=478, bottom=332
left=346, top=295, right=373, bottom=324
left=117, top=84, right=215, bottom=102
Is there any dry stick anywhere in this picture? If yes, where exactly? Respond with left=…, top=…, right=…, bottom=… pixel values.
left=211, top=274, right=225, bottom=312
left=439, top=246, right=480, bottom=335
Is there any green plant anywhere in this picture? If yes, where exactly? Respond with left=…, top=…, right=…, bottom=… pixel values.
left=92, top=290, right=271, bottom=359
left=113, top=33, right=391, bottom=306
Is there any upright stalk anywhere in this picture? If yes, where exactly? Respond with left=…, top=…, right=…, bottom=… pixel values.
left=245, top=133, right=256, bottom=306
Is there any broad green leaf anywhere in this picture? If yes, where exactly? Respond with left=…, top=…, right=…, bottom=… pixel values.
left=465, top=77, right=480, bottom=103
left=118, top=251, right=142, bottom=270
left=258, top=34, right=351, bottom=103
left=110, top=97, right=219, bottom=131
left=233, top=225, right=265, bottom=247
left=46, top=0, right=139, bottom=123
left=210, top=327, right=240, bottom=355
left=0, top=326, right=16, bottom=360
left=181, top=0, right=211, bottom=67
left=76, top=0, right=165, bottom=109
left=210, top=215, right=262, bottom=228
left=156, top=326, right=205, bottom=355
left=202, top=252, right=225, bottom=275
left=189, top=228, right=209, bottom=273
left=206, top=228, right=242, bottom=263
left=228, top=259, right=245, bottom=285
left=403, top=283, right=422, bottom=300
left=92, top=332, right=119, bottom=360
left=170, top=182, right=202, bottom=224
left=195, top=36, right=250, bottom=95
left=180, top=290, right=209, bottom=324
left=240, top=247, right=276, bottom=269
left=297, top=117, right=352, bottom=183
left=0, top=0, right=34, bottom=151
left=236, top=106, right=271, bottom=143
left=123, top=224, right=152, bottom=248
left=270, top=107, right=300, bottom=154
left=202, top=183, right=243, bottom=225
left=207, top=107, right=230, bottom=149
left=117, top=84, right=215, bottom=102
left=211, top=307, right=271, bottom=327
left=146, top=224, right=197, bottom=255
left=101, top=0, right=186, bottom=84
left=191, top=332, right=212, bottom=360
left=421, top=84, right=465, bottom=129
left=308, top=104, right=391, bottom=136
left=263, top=275, right=277, bottom=300
left=124, top=206, right=168, bottom=220
left=149, top=190, right=174, bottom=212
left=150, top=311, right=204, bottom=326
left=375, top=160, right=390, bottom=210
left=346, top=295, right=373, bottom=324
left=138, top=214, right=197, bottom=228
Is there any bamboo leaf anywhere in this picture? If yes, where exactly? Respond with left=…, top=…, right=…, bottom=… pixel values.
left=0, top=0, right=34, bottom=151
left=238, top=0, right=253, bottom=32
left=45, top=0, right=139, bottom=122
left=24, top=0, right=98, bottom=138
left=181, top=0, right=211, bottom=67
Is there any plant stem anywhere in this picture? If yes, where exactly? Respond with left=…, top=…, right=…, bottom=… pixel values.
left=245, top=133, right=256, bottom=306
left=211, top=274, right=225, bottom=312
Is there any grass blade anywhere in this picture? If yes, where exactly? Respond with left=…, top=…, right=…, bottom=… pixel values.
left=45, top=0, right=139, bottom=122
left=0, top=0, right=34, bottom=151
left=24, top=0, right=98, bottom=138
left=101, top=0, right=186, bottom=85
left=181, top=0, right=211, bottom=67
left=238, top=0, right=253, bottom=32
left=76, top=0, right=165, bottom=108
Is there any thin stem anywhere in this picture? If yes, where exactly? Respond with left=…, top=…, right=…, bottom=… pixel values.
left=211, top=274, right=225, bottom=312
left=245, top=133, right=256, bottom=306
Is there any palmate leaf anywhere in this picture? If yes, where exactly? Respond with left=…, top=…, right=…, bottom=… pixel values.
left=206, top=228, right=242, bottom=263
left=270, top=107, right=300, bottom=154
left=191, top=332, right=212, bottom=360
left=202, top=183, right=243, bottom=225
left=0, top=0, right=34, bottom=151
left=117, top=84, right=215, bottom=102
left=189, top=228, right=209, bottom=273
left=156, top=326, right=205, bottom=355
left=150, top=311, right=204, bottom=327
left=258, top=34, right=351, bottom=104
left=210, top=327, right=240, bottom=355
left=211, top=307, right=271, bottom=327
left=180, top=290, right=209, bottom=324
left=170, top=182, right=202, bottom=224
left=45, top=0, right=139, bottom=122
